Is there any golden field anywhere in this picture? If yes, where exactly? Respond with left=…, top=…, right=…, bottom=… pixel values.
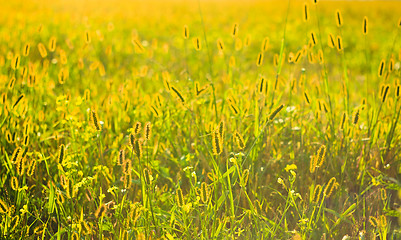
left=1, top=0, right=401, bottom=239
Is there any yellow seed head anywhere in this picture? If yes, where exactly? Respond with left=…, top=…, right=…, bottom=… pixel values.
left=218, top=121, right=225, bottom=139
left=335, top=10, right=343, bottom=27
left=312, top=185, right=322, bottom=203
left=303, top=3, right=309, bottom=22
left=340, top=112, right=347, bottom=130
left=232, top=23, right=239, bottom=37
left=90, top=109, right=102, bottom=131
left=123, top=159, right=132, bottom=175
left=13, top=94, right=25, bottom=109
left=134, top=121, right=142, bottom=135
left=309, top=155, right=317, bottom=173
left=23, top=43, right=30, bottom=56
left=336, top=36, right=343, bottom=51
left=274, top=54, right=279, bottom=67
left=353, top=109, right=359, bottom=125
left=389, top=58, right=394, bottom=72
left=58, top=68, right=69, bottom=84
left=0, top=199, right=8, bottom=213
left=363, top=16, right=368, bottom=35
left=381, top=85, right=390, bottom=103
left=176, top=188, right=184, bottom=207
left=11, top=176, right=19, bottom=191
left=49, top=37, right=57, bottom=52
left=11, top=147, right=23, bottom=164
left=303, top=91, right=310, bottom=105
left=171, top=86, right=185, bottom=103
left=310, top=32, right=317, bottom=46
left=16, top=156, right=26, bottom=176
left=324, top=177, right=337, bottom=197
left=217, top=39, right=225, bottom=52
left=212, top=130, right=223, bottom=155
left=378, top=59, right=385, bottom=77
left=144, top=122, right=152, bottom=141
left=58, top=144, right=65, bottom=164
left=27, top=160, right=36, bottom=176
left=183, top=25, right=189, bottom=39
left=294, top=51, right=302, bottom=63
left=316, top=145, right=327, bottom=168
left=261, top=37, right=269, bottom=52
left=11, top=54, right=20, bottom=70
left=85, top=31, right=91, bottom=44
left=133, top=139, right=143, bottom=158
left=269, top=104, right=284, bottom=121
left=124, top=173, right=132, bottom=189
left=234, top=131, right=246, bottom=150
left=118, top=149, right=125, bottom=165
left=256, top=52, right=264, bottom=67
left=258, top=76, right=266, bottom=94
left=193, top=37, right=201, bottom=51
left=200, top=182, right=209, bottom=203
left=37, top=43, right=47, bottom=58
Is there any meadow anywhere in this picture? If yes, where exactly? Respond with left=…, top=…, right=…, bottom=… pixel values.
left=1, top=0, right=401, bottom=239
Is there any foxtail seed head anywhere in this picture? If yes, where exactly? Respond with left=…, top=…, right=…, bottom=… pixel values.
left=381, top=85, right=390, bottom=103
left=256, top=52, right=264, bottom=67
left=123, top=159, right=132, bottom=175
left=23, top=43, right=30, bottom=56
left=340, top=112, right=347, bottom=130
left=176, top=188, right=184, bottom=207
left=336, top=36, right=343, bottom=51
left=316, top=145, right=327, bottom=168
left=312, top=185, right=322, bottom=203
left=58, top=144, right=65, bottom=164
left=217, top=39, right=225, bottom=52
left=310, top=32, right=317, bottom=46
left=49, top=37, right=57, bottom=52
left=378, top=59, right=385, bottom=77
left=27, top=160, right=36, bottom=176
left=269, top=104, right=284, bottom=121
left=363, top=17, right=368, bottom=35
left=171, top=86, right=185, bottom=103
left=133, top=138, right=143, bottom=158
left=303, top=91, right=310, bottom=105
left=11, top=176, right=19, bottom=191
left=200, top=182, right=209, bottom=203
left=303, top=3, right=309, bottom=22
left=0, top=199, right=8, bottom=213
left=335, top=10, right=343, bottom=27
left=261, top=37, right=269, bottom=52
left=38, top=43, right=47, bottom=58
left=90, top=109, right=102, bottom=131
left=183, top=25, right=189, bottom=39
left=11, top=147, right=23, bottom=164
left=353, top=109, right=359, bottom=125
left=212, top=130, right=223, bottom=155
left=193, top=37, right=201, bottom=51
left=118, top=149, right=125, bottom=165
left=323, top=177, right=337, bottom=197
left=232, top=23, right=239, bottom=37
left=234, top=131, right=246, bottom=150
left=144, top=122, right=152, bottom=141
left=11, top=54, right=20, bottom=70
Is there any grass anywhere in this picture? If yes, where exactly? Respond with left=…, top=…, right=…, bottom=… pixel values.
left=1, top=0, right=401, bottom=239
